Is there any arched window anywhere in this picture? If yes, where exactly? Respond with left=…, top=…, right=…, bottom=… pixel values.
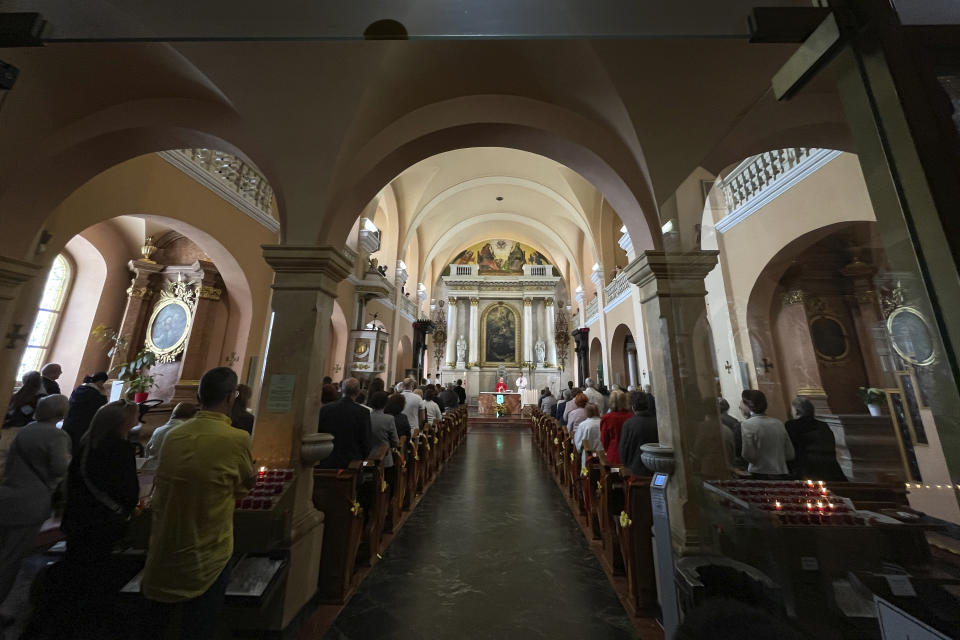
left=17, top=254, right=71, bottom=380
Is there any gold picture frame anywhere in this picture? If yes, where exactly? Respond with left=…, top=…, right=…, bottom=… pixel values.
left=480, top=301, right=521, bottom=367
left=145, top=297, right=193, bottom=364
left=887, top=306, right=936, bottom=367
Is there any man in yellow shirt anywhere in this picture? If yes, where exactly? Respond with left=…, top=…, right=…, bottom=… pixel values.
left=139, top=367, right=255, bottom=639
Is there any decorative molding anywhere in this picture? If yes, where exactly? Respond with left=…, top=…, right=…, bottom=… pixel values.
left=781, top=289, right=805, bottom=306
left=523, top=298, right=533, bottom=307
left=470, top=297, right=480, bottom=306
left=715, top=148, right=841, bottom=234
left=544, top=298, right=554, bottom=307
left=158, top=150, right=280, bottom=234
left=126, top=285, right=150, bottom=299
left=261, top=244, right=354, bottom=296
left=197, top=285, right=223, bottom=301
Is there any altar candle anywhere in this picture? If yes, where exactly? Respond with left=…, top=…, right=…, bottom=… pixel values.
left=806, top=501, right=813, bottom=511
left=774, top=501, right=782, bottom=510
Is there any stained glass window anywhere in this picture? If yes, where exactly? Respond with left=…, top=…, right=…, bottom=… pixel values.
left=17, top=254, right=71, bottom=381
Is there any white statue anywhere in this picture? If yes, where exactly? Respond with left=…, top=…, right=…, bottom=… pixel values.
left=456, top=334, right=467, bottom=364
left=535, top=338, right=546, bottom=366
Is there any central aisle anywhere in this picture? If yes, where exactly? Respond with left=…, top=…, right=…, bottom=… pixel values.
left=321, top=424, right=640, bottom=639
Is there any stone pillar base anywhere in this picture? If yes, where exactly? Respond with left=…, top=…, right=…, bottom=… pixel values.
left=279, top=511, right=325, bottom=628
left=169, top=381, right=200, bottom=407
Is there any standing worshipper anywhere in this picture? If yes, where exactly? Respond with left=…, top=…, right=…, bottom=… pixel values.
left=62, top=372, right=109, bottom=456
left=400, top=378, right=425, bottom=434
left=572, top=404, right=602, bottom=467
left=785, top=397, right=846, bottom=481
left=438, top=382, right=458, bottom=412
left=423, top=387, right=443, bottom=427
left=740, top=390, right=794, bottom=479
left=230, top=383, right=255, bottom=434
left=143, top=403, right=199, bottom=469
left=384, top=393, right=412, bottom=446
left=0, top=371, right=46, bottom=479
left=139, top=367, right=255, bottom=640
left=540, top=388, right=557, bottom=416
left=584, top=378, right=607, bottom=414
left=454, top=379, right=466, bottom=405
left=317, top=377, right=373, bottom=469
left=618, top=391, right=659, bottom=476
left=718, top=397, right=746, bottom=471
left=600, top=390, right=633, bottom=464
left=40, top=363, right=63, bottom=396
left=368, top=392, right=400, bottom=468
left=0, top=395, right=71, bottom=606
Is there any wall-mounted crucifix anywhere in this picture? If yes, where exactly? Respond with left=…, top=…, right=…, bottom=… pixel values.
left=5, top=323, right=28, bottom=349
left=757, top=358, right=775, bottom=374
left=723, top=360, right=733, bottom=374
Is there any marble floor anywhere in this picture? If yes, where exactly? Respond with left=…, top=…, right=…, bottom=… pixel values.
left=321, top=425, right=641, bottom=640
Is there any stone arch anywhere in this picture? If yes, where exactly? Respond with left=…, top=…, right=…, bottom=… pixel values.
left=320, top=94, right=661, bottom=254
left=396, top=334, right=413, bottom=381
left=589, top=336, right=604, bottom=385
left=609, top=324, right=635, bottom=389
left=0, top=97, right=282, bottom=260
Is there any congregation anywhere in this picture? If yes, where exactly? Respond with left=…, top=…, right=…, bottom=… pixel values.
left=541, top=378, right=847, bottom=484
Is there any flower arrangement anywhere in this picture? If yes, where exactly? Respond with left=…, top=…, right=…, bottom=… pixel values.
left=494, top=402, right=507, bottom=418
left=856, top=386, right=886, bottom=405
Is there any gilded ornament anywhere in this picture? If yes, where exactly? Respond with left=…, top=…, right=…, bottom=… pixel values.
left=126, top=285, right=150, bottom=299
left=781, top=289, right=805, bottom=306
left=197, top=285, right=223, bottom=301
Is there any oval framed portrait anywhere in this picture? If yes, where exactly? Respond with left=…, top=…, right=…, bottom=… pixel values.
left=809, top=315, right=849, bottom=362
left=887, top=306, right=936, bottom=366
left=145, top=298, right=192, bottom=362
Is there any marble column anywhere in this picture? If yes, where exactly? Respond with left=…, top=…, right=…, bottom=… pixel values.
left=468, top=297, right=479, bottom=366
left=253, top=244, right=351, bottom=628
left=777, top=289, right=829, bottom=414
left=0, top=255, right=43, bottom=397
left=623, top=250, right=726, bottom=554
left=445, top=296, right=458, bottom=367
left=523, top=298, right=533, bottom=364
left=627, top=344, right=639, bottom=388
left=110, top=259, right=166, bottom=373
left=545, top=298, right=557, bottom=367
left=576, top=290, right=586, bottom=326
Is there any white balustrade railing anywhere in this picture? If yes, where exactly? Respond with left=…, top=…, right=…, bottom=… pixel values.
left=172, top=148, right=274, bottom=215
left=450, top=264, right=478, bottom=277
left=585, top=296, right=599, bottom=323
left=399, top=293, right=418, bottom=319
left=715, top=147, right=840, bottom=233
left=603, top=273, right=630, bottom=309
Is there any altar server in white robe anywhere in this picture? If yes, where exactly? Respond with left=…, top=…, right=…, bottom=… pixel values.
left=515, top=373, right=528, bottom=406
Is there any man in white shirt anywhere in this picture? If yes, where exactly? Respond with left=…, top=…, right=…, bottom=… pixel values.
left=401, top=378, right=425, bottom=434
left=583, top=378, right=607, bottom=414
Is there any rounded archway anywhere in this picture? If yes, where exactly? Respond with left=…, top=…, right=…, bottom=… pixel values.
left=589, top=337, right=603, bottom=386
left=609, top=324, right=637, bottom=389
left=327, top=301, right=348, bottom=379
left=395, top=334, right=413, bottom=381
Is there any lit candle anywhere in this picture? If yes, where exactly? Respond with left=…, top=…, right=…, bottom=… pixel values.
left=774, top=500, right=782, bottom=510
left=806, top=501, right=813, bottom=511
left=259, top=466, right=266, bottom=476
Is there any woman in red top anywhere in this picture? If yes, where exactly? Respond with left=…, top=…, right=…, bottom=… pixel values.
left=600, top=390, right=633, bottom=464
left=495, top=377, right=507, bottom=392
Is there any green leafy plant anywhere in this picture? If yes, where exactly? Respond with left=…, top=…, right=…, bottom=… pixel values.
left=857, top=386, right=886, bottom=405
left=494, top=402, right=506, bottom=418
left=91, top=325, right=159, bottom=393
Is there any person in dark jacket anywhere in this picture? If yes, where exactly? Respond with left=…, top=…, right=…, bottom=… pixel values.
left=617, top=390, right=659, bottom=476
left=62, top=399, right=141, bottom=564
left=785, top=397, right=847, bottom=481
left=62, top=372, right=109, bottom=455
left=384, top=393, right=411, bottom=440
left=455, top=379, right=466, bottom=405
left=3, top=371, right=45, bottom=429
left=316, top=377, right=372, bottom=469
left=40, top=363, right=63, bottom=396
left=438, top=383, right=459, bottom=412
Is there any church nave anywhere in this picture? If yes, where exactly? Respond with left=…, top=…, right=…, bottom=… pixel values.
left=320, top=426, right=641, bottom=640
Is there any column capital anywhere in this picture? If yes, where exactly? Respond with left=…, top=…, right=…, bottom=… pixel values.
left=623, top=250, right=719, bottom=297
left=523, top=297, right=533, bottom=306
left=470, top=297, right=480, bottom=306
left=544, top=297, right=555, bottom=307
left=262, top=244, right=355, bottom=296
left=448, top=296, right=458, bottom=304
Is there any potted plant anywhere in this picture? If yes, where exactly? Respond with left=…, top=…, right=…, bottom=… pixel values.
left=857, top=387, right=886, bottom=417
left=92, top=325, right=159, bottom=402
left=494, top=402, right=506, bottom=418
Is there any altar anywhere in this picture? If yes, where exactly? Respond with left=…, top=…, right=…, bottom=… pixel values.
left=477, top=392, right=522, bottom=416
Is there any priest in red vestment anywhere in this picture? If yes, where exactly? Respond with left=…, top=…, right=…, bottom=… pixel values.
left=495, top=377, right=508, bottom=392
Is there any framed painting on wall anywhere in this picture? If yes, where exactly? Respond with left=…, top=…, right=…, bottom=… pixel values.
left=897, top=372, right=928, bottom=444
left=886, top=388, right=923, bottom=482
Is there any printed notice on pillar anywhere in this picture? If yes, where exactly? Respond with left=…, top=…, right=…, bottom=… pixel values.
left=266, top=374, right=296, bottom=413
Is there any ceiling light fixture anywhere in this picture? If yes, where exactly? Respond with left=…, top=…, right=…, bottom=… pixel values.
left=496, top=196, right=503, bottom=201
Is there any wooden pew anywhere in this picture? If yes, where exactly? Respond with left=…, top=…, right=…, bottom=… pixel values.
left=617, top=474, right=657, bottom=615
left=404, top=435, right=422, bottom=509
left=594, top=450, right=626, bottom=575
left=357, top=445, right=389, bottom=567
left=384, top=438, right=407, bottom=533
left=313, top=464, right=365, bottom=602
left=583, top=451, right=603, bottom=540
left=565, top=431, right=585, bottom=513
